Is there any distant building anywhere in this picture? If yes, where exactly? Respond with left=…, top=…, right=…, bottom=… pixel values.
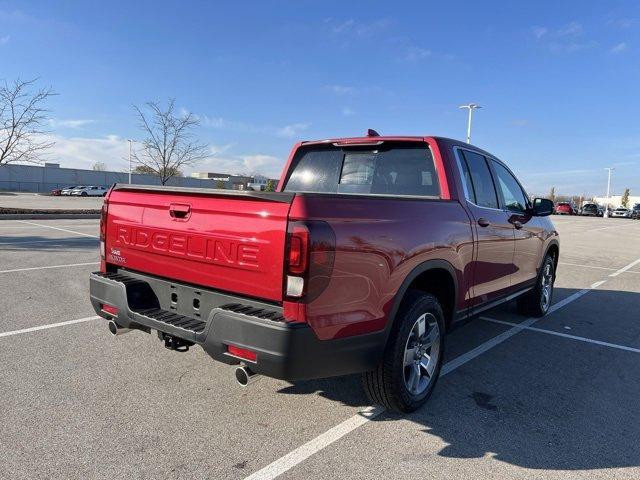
left=592, top=195, right=640, bottom=208
left=190, top=172, right=253, bottom=190
left=246, top=174, right=279, bottom=191
left=0, top=163, right=218, bottom=193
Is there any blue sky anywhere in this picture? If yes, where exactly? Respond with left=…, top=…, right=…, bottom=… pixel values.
left=1, top=0, right=639, bottom=196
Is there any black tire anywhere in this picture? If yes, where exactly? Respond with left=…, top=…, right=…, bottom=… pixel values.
left=81, top=192, right=88, bottom=197
left=517, top=254, right=556, bottom=317
left=362, top=291, right=445, bottom=413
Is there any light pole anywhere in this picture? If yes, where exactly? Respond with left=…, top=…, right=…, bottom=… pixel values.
left=459, top=103, right=482, bottom=144
left=127, top=139, right=133, bottom=184
left=604, top=167, right=614, bottom=217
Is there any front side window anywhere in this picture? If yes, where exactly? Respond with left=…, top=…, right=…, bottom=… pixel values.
left=284, top=143, right=440, bottom=197
left=491, top=161, right=528, bottom=213
left=459, top=150, right=499, bottom=209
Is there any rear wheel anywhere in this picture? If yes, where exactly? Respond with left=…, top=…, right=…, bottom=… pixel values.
left=517, top=254, right=555, bottom=317
left=81, top=191, right=88, bottom=197
left=362, top=291, right=445, bottom=413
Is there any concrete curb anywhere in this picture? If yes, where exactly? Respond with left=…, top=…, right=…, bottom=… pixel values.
left=0, top=213, right=101, bottom=220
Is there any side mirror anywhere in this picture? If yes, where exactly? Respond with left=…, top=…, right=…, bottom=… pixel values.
left=531, top=198, right=554, bottom=216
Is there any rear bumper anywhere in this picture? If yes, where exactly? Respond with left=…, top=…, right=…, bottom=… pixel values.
left=89, top=271, right=384, bottom=381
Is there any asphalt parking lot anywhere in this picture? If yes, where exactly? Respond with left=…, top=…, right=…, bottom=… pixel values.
left=1, top=215, right=639, bottom=480
left=0, top=192, right=104, bottom=210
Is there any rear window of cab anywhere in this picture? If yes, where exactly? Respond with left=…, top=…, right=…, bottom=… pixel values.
left=283, top=142, right=441, bottom=198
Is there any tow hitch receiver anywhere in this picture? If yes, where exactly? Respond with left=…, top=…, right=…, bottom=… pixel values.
left=158, top=332, right=194, bottom=352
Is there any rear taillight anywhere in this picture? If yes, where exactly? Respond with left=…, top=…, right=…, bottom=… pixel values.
left=284, top=221, right=336, bottom=320
left=99, top=195, right=109, bottom=272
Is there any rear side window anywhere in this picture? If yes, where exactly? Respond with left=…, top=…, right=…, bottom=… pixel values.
left=459, top=150, right=499, bottom=209
left=284, top=143, right=440, bottom=197
left=284, top=149, right=343, bottom=193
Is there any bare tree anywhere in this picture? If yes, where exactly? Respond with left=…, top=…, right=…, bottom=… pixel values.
left=132, top=99, right=208, bottom=185
left=0, top=78, right=56, bottom=165
left=92, top=161, right=107, bottom=171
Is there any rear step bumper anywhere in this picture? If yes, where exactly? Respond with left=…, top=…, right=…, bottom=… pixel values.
left=89, top=271, right=384, bottom=381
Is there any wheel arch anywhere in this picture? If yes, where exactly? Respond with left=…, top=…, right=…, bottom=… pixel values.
left=543, top=239, right=560, bottom=273
left=385, top=259, right=459, bottom=344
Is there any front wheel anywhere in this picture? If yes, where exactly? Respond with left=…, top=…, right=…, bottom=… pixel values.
left=362, top=291, right=445, bottom=413
left=517, top=255, right=555, bottom=317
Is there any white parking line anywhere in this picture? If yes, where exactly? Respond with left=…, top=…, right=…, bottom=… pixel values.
left=589, top=222, right=639, bottom=232
left=558, top=262, right=640, bottom=274
left=0, top=262, right=98, bottom=274
left=559, top=262, right=616, bottom=271
left=243, top=256, right=640, bottom=480
left=0, top=223, right=98, bottom=230
left=481, top=317, right=640, bottom=354
left=0, top=237, right=98, bottom=245
left=608, top=257, right=640, bottom=277
left=0, top=316, right=100, bottom=338
left=17, top=220, right=99, bottom=238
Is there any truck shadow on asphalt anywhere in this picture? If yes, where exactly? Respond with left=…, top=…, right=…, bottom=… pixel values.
left=278, top=288, right=640, bottom=471
left=0, top=234, right=98, bottom=251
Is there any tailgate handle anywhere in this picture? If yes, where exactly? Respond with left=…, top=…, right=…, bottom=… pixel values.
left=169, top=203, right=191, bottom=219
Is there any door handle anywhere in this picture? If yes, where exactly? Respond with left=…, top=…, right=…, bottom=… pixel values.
left=477, top=217, right=490, bottom=227
left=169, top=203, right=191, bottom=219
left=513, top=220, right=523, bottom=230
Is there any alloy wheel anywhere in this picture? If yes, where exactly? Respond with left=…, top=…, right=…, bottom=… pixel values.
left=403, top=313, right=441, bottom=395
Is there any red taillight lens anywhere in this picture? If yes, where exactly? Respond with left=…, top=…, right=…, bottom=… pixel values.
left=100, top=196, right=109, bottom=271
left=227, top=344, right=258, bottom=362
left=100, top=203, right=107, bottom=241
left=287, top=226, right=309, bottom=274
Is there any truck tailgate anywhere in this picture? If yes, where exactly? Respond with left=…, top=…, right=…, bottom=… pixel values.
left=105, top=185, right=294, bottom=302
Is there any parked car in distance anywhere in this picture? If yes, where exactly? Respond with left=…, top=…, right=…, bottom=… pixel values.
left=612, top=207, right=632, bottom=218
left=51, top=188, right=62, bottom=196
left=632, top=203, right=640, bottom=220
left=71, top=185, right=108, bottom=197
left=90, top=133, right=559, bottom=413
left=554, top=202, right=574, bottom=215
left=580, top=203, right=601, bottom=217
left=60, top=186, right=80, bottom=195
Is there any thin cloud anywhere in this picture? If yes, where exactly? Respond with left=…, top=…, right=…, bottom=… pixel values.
left=606, top=17, right=635, bottom=30
left=326, top=85, right=357, bottom=95
left=324, top=85, right=384, bottom=96
left=202, top=115, right=310, bottom=138
left=325, top=17, right=392, bottom=39
left=50, top=118, right=96, bottom=129
left=276, top=123, right=310, bottom=138
left=0, top=34, right=9, bottom=45
left=32, top=133, right=285, bottom=178
left=609, top=42, right=628, bottom=54
left=532, top=21, right=592, bottom=54
left=531, top=26, right=547, bottom=39
left=402, top=46, right=431, bottom=63
left=557, top=21, right=584, bottom=37
left=342, top=107, right=356, bottom=117
left=197, top=153, right=284, bottom=177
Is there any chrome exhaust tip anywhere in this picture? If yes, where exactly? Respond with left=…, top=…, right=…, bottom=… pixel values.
left=235, top=365, right=260, bottom=387
left=108, top=320, right=131, bottom=336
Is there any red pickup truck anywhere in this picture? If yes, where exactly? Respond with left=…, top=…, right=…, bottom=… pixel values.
left=90, top=133, right=558, bottom=412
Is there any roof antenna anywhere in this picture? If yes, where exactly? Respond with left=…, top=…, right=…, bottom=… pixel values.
left=367, top=128, right=380, bottom=137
